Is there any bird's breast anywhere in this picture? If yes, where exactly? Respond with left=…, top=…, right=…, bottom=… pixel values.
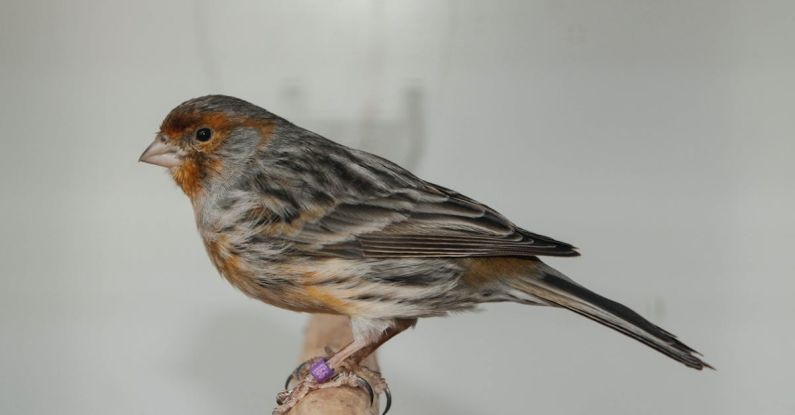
left=202, top=234, right=261, bottom=298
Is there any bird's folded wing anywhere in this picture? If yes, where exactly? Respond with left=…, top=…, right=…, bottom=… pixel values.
left=289, top=184, right=579, bottom=258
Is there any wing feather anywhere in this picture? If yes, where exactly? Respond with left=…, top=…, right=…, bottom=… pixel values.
left=290, top=184, right=578, bottom=258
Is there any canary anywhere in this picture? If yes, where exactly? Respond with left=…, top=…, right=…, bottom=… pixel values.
left=140, top=95, right=710, bottom=413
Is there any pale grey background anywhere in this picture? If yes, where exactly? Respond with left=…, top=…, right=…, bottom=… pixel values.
left=1, top=1, right=793, bottom=414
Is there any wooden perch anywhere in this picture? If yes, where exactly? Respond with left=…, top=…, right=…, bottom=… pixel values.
left=286, top=314, right=380, bottom=415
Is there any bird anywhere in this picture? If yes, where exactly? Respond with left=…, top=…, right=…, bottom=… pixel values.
left=140, top=95, right=710, bottom=413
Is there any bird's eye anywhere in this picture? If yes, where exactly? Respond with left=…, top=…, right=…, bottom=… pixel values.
left=195, top=128, right=213, bottom=142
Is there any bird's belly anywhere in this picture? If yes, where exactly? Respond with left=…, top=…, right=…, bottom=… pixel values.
left=253, top=257, right=480, bottom=319
left=201, top=229, right=477, bottom=317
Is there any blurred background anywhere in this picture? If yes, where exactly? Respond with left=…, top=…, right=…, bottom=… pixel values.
left=1, top=1, right=793, bottom=414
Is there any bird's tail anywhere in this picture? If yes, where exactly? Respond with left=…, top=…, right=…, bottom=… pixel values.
left=503, top=263, right=712, bottom=370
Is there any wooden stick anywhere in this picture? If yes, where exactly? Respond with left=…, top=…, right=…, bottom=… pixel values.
left=288, top=314, right=379, bottom=415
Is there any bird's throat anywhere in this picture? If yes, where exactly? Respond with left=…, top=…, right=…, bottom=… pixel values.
left=171, top=158, right=204, bottom=199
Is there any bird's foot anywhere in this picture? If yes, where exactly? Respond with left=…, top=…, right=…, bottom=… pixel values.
left=274, top=357, right=391, bottom=415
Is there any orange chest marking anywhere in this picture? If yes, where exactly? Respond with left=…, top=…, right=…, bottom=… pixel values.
left=204, top=235, right=258, bottom=296
left=303, top=284, right=358, bottom=314
left=272, top=266, right=360, bottom=314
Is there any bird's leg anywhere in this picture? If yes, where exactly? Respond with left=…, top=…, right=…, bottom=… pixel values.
left=347, top=318, right=416, bottom=366
left=275, top=319, right=415, bottom=415
left=274, top=339, right=375, bottom=415
left=281, top=338, right=369, bottom=391
left=327, top=338, right=371, bottom=369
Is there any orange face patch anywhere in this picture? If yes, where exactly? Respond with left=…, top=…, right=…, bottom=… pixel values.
left=159, top=110, right=275, bottom=200
left=160, top=110, right=235, bottom=138
left=161, top=111, right=233, bottom=153
left=160, top=111, right=275, bottom=152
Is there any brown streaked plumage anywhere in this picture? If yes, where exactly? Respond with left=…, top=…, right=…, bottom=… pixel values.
left=140, top=95, right=711, bottom=413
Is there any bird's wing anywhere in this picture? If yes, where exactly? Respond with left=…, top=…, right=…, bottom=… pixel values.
left=289, top=183, right=579, bottom=259
left=249, top=132, right=577, bottom=258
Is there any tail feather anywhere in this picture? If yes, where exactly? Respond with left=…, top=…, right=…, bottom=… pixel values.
left=505, top=267, right=712, bottom=370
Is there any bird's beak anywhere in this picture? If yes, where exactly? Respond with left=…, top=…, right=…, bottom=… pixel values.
left=139, top=137, right=181, bottom=168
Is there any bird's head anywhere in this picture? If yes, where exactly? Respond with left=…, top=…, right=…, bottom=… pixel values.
left=140, top=95, right=276, bottom=198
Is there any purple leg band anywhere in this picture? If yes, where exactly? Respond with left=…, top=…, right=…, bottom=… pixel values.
left=309, top=358, right=335, bottom=383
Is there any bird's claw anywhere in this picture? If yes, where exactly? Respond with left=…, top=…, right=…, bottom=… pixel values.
left=345, top=372, right=392, bottom=415
left=275, top=361, right=392, bottom=415
left=283, top=360, right=311, bottom=390
left=381, top=382, right=392, bottom=415
left=275, top=388, right=291, bottom=406
left=349, top=372, right=375, bottom=405
left=340, top=371, right=391, bottom=415
left=356, top=365, right=392, bottom=415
